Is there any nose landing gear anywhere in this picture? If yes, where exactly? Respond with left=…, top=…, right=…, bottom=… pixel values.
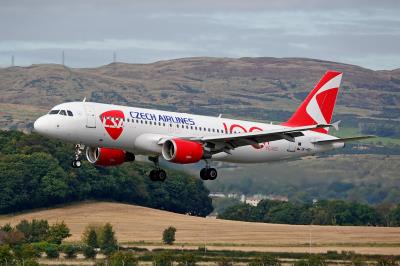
left=200, top=160, right=218, bottom=180
left=148, top=156, right=167, bottom=182
left=71, top=144, right=85, bottom=168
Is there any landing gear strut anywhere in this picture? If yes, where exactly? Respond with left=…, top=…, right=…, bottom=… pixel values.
left=200, top=160, right=217, bottom=180
left=71, top=144, right=84, bottom=168
left=148, top=156, right=167, bottom=182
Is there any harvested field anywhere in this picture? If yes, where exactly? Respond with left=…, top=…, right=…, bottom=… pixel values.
left=1, top=202, right=399, bottom=255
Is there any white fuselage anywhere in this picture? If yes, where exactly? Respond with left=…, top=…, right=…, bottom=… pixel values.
left=34, top=101, right=342, bottom=164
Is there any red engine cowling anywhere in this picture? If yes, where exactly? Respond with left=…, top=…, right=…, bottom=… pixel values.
left=86, top=147, right=135, bottom=167
left=162, top=139, right=204, bottom=164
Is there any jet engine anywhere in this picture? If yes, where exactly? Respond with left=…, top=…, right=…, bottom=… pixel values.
left=86, top=147, right=135, bottom=167
left=162, top=139, right=204, bottom=164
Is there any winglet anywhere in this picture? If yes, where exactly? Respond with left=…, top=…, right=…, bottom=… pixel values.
left=332, top=120, right=341, bottom=131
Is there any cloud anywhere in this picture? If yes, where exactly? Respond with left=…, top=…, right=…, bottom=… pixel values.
left=0, top=39, right=203, bottom=52
left=0, top=0, right=399, bottom=70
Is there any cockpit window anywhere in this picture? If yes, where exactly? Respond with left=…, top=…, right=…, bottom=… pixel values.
left=59, top=110, right=67, bottom=116
left=49, top=110, right=60, bottom=115
left=67, top=110, right=73, bottom=116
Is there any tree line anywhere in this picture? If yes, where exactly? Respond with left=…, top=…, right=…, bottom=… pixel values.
left=0, top=130, right=213, bottom=216
left=218, top=199, right=400, bottom=226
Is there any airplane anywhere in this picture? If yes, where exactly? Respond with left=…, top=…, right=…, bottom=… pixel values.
left=33, top=70, right=373, bottom=182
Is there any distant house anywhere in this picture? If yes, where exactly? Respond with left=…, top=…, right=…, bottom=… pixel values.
left=245, top=198, right=262, bottom=206
left=209, top=192, right=226, bottom=198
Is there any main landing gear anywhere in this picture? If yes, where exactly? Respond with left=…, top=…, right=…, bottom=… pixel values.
left=71, top=144, right=84, bottom=168
left=148, top=156, right=167, bottom=182
left=200, top=160, right=218, bottom=180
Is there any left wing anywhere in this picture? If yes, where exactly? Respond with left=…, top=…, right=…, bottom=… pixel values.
left=312, top=135, right=375, bottom=144
left=187, top=124, right=332, bottom=151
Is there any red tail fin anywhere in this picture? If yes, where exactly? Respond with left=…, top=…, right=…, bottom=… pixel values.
left=283, top=71, right=342, bottom=133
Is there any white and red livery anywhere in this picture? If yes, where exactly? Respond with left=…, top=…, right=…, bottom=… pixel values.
left=34, top=71, right=373, bottom=181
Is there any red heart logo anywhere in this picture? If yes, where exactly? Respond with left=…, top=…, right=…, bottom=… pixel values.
left=100, top=110, right=125, bottom=140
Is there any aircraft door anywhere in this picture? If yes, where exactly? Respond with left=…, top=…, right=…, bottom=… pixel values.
left=85, top=104, right=97, bottom=128
left=287, top=141, right=296, bottom=152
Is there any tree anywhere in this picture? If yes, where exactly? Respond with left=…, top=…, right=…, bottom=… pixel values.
left=16, top=219, right=49, bottom=243
left=83, top=245, right=97, bottom=259
left=87, top=228, right=99, bottom=248
left=0, top=223, right=13, bottom=232
left=47, top=221, right=71, bottom=244
left=99, top=223, right=118, bottom=255
left=389, top=204, right=400, bottom=226
left=110, top=251, right=138, bottom=266
left=162, top=226, right=176, bottom=245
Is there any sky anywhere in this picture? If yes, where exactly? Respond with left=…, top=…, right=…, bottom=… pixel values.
left=0, top=0, right=399, bottom=70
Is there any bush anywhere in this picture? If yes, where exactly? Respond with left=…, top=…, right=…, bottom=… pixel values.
left=162, top=226, right=176, bottom=245
left=377, top=256, right=398, bottom=266
left=153, top=251, right=174, bottom=266
left=83, top=245, right=97, bottom=259
left=14, top=244, right=40, bottom=259
left=249, top=255, right=280, bottom=266
left=60, top=244, right=79, bottom=259
left=23, top=259, right=39, bottom=266
left=217, top=257, right=234, bottom=266
left=177, top=252, right=197, bottom=266
left=44, top=244, right=59, bottom=258
left=110, top=251, right=138, bottom=266
left=0, top=245, right=14, bottom=263
left=294, top=255, right=326, bottom=266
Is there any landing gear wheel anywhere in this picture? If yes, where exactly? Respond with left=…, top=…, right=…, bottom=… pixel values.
left=200, top=168, right=208, bottom=180
left=71, top=144, right=85, bottom=169
left=149, top=169, right=167, bottom=182
left=207, top=168, right=218, bottom=180
left=71, top=160, right=82, bottom=168
left=149, top=170, right=158, bottom=181
left=158, top=170, right=167, bottom=182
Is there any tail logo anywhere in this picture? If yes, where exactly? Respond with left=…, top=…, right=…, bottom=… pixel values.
left=100, top=110, right=125, bottom=140
left=306, top=74, right=341, bottom=125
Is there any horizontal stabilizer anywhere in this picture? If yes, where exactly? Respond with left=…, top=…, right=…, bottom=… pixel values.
left=312, top=135, right=375, bottom=144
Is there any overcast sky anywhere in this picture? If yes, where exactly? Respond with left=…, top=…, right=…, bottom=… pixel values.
left=1, top=0, right=399, bottom=70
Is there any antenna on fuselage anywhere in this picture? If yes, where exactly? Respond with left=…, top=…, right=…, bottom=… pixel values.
left=82, top=97, right=86, bottom=102
left=218, top=114, right=222, bottom=118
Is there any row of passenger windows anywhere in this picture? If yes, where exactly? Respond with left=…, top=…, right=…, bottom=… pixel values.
left=102, top=116, right=245, bottom=134
left=49, top=109, right=74, bottom=116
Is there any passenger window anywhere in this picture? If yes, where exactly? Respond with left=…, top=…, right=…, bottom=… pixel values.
left=49, top=110, right=59, bottom=115
left=59, top=110, right=67, bottom=116
left=67, top=110, right=73, bottom=116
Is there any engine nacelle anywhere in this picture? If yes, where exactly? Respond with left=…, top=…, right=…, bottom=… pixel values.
left=162, top=139, right=204, bottom=164
left=86, top=147, right=135, bottom=167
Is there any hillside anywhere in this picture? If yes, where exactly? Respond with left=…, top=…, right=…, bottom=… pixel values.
left=1, top=202, right=400, bottom=255
left=0, top=57, right=399, bottom=131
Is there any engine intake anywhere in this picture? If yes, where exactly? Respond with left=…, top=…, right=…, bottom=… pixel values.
left=86, top=147, right=135, bottom=167
left=162, top=139, right=204, bottom=164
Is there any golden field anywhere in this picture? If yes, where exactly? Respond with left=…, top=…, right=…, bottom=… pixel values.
left=1, top=202, right=400, bottom=255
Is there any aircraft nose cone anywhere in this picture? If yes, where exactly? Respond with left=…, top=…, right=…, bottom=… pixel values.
left=33, top=116, right=47, bottom=134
